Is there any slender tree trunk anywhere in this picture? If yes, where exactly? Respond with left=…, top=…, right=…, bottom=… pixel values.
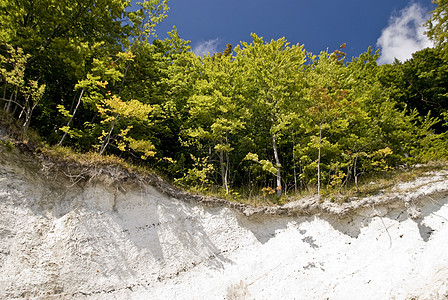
left=23, top=98, right=41, bottom=133
left=208, top=147, right=216, bottom=183
left=317, top=122, right=322, bottom=198
left=21, top=94, right=32, bottom=132
left=224, top=152, right=229, bottom=194
left=5, top=91, right=13, bottom=113
left=23, top=107, right=32, bottom=132
left=11, top=96, right=18, bottom=115
left=219, top=138, right=226, bottom=192
left=341, top=164, right=351, bottom=191
left=18, top=106, right=25, bottom=119
left=292, top=132, right=297, bottom=193
left=354, top=155, right=359, bottom=192
left=219, top=136, right=230, bottom=194
left=99, top=118, right=118, bottom=156
left=58, top=88, right=85, bottom=146
left=2, top=88, right=10, bottom=112
left=248, top=167, right=252, bottom=197
left=68, top=88, right=78, bottom=113
left=11, top=87, right=19, bottom=114
left=272, top=132, right=282, bottom=196
left=18, top=90, right=26, bottom=120
left=224, top=135, right=230, bottom=194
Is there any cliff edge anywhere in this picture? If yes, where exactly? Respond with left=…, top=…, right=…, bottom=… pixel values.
left=1, top=144, right=448, bottom=299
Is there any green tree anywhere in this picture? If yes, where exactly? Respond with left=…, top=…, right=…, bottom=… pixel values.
left=181, top=45, right=245, bottom=192
left=0, top=0, right=169, bottom=139
left=425, top=0, right=448, bottom=55
left=96, top=94, right=155, bottom=158
left=303, top=50, right=351, bottom=196
left=0, top=43, right=46, bottom=132
left=121, top=26, right=195, bottom=178
left=235, top=34, right=307, bottom=196
left=379, top=47, right=448, bottom=132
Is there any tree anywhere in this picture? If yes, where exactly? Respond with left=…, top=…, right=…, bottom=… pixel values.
left=235, top=34, right=307, bottom=196
left=0, top=43, right=46, bottom=132
left=303, top=50, right=351, bottom=197
left=307, top=87, right=344, bottom=197
left=425, top=0, right=448, bottom=55
left=378, top=47, right=448, bottom=132
left=181, top=45, right=245, bottom=193
left=96, top=95, right=155, bottom=158
left=0, top=0, right=169, bottom=139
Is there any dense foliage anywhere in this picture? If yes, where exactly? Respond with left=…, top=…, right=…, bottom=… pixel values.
left=1, top=0, right=447, bottom=198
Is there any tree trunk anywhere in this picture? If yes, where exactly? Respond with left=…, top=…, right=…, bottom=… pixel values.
left=219, top=148, right=225, bottom=188
left=5, top=94, right=11, bottom=113
left=224, top=135, right=230, bottom=194
left=58, top=88, right=85, bottom=146
left=292, top=132, right=297, bottom=193
left=3, top=89, right=13, bottom=113
left=272, top=132, right=282, bottom=196
left=224, top=152, right=229, bottom=194
left=219, top=138, right=227, bottom=192
left=21, top=95, right=32, bottom=132
left=354, top=155, right=359, bottom=192
left=248, top=167, right=252, bottom=197
left=99, top=118, right=117, bottom=156
left=317, top=122, right=322, bottom=198
left=23, top=108, right=31, bottom=132
left=9, top=87, right=18, bottom=114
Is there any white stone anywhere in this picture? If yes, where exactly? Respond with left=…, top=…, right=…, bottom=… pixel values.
left=0, top=149, right=447, bottom=299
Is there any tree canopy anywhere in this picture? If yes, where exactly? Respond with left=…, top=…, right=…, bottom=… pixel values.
left=1, top=0, right=448, bottom=200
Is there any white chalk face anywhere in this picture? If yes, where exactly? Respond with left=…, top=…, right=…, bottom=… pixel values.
left=1, top=148, right=448, bottom=299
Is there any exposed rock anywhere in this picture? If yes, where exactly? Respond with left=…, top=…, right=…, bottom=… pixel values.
left=1, top=145, right=448, bottom=299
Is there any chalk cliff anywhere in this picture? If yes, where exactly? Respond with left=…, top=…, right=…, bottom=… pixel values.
left=1, top=145, right=447, bottom=299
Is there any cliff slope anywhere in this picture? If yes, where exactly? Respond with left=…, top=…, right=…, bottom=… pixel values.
left=1, top=146, right=448, bottom=299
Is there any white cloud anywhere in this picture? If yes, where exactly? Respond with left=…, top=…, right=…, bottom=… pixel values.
left=193, top=38, right=221, bottom=56
left=377, top=3, right=434, bottom=64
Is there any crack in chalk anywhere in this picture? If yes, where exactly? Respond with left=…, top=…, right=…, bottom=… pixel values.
left=302, top=236, right=319, bottom=249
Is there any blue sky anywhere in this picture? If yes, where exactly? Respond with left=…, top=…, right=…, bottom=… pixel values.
left=140, top=0, right=436, bottom=63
